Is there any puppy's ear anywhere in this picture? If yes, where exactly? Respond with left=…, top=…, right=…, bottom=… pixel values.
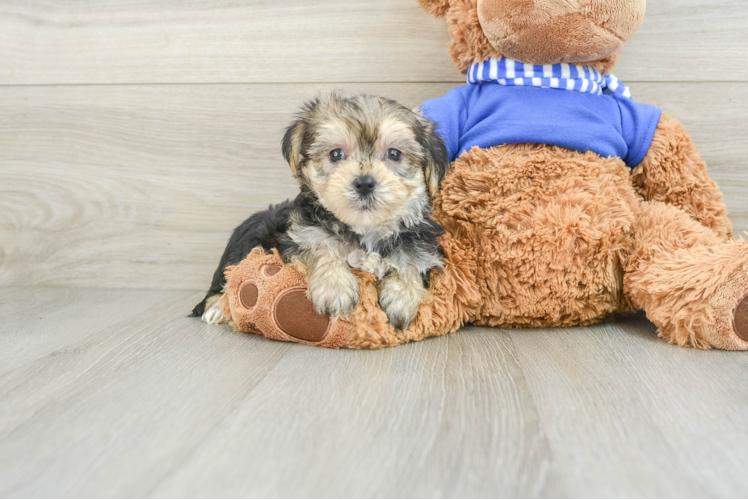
left=419, top=119, right=450, bottom=198
left=281, top=118, right=306, bottom=177
left=416, top=0, right=450, bottom=17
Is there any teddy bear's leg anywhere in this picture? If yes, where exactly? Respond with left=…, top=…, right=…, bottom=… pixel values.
left=631, top=113, right=733, bottom=240
left=625, top=200, right=748, bottom=350
left=221, top=248, right=364, bottom=348
left=223, top=235, right=481, bottom=349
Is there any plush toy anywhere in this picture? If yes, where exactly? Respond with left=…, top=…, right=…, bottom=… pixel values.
left=220, top=0, right=748, bottom=350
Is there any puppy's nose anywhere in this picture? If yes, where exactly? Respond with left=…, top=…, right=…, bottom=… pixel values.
left=353, top=175, right=376, bottom=196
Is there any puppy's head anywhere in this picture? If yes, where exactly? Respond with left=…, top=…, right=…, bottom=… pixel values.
left=282, top=93, right=449, bottom=231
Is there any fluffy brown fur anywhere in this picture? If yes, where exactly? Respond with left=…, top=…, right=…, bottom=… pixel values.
left=219, top=0, right=748, bottom=351
left=438, top=144, right=637, bottom=328
left=631, top=113, right=733, bottom=241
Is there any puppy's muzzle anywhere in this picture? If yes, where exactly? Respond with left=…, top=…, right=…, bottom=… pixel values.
left=353, top=175, right=376, bottom=197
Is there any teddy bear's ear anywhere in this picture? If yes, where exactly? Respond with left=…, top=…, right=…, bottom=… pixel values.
left=416, top=0, right=451, bottom=18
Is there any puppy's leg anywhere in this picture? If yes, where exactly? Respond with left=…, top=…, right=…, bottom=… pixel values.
left=305, top=247, right=360, bottom=319
left=378, top=267, right=427, bottom=331
left=202, top=290, right=230, bottom=325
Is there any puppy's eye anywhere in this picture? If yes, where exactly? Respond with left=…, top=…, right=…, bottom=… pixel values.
left=329, top=149, right=346, bottom=163
left=386, top=149, right=402, bottom=162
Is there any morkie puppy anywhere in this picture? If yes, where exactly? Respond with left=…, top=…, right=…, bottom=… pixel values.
left=192, top=93, right=449, bottom=330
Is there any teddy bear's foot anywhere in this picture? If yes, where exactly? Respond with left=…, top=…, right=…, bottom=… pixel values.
left=624, top=201, right=748, bottom=350
left=223, top=247, right=413, bottom=348
left=628, top=240, right=748, bottom=350
left=222, top=248, right=341, bottom=345
left=704, top=261, right=748, bottom=349
left=240, top=281, right=331, bottom=342
left=733, top=292, right=748, bottom=342
left=223, top=236, right=481, bottom=349
left=651, top=261, right=748, bottom=351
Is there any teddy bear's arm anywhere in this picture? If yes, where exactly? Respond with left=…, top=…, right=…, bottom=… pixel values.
left=631, top=112, right=733, bottom=240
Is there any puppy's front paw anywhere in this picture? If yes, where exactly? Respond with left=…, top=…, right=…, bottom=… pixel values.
left=307, top=270, right=360, bottom=319
left=378, top=270, right=427, bottom=331
left=202, top=294, right=230, bottom=325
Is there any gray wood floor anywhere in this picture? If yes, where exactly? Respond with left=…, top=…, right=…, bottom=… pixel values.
left=1, top=288, right=748, bottom=498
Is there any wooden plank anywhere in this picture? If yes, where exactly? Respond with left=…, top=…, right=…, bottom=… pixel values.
left=509, top=314, right=748, bottom=497
left=1, top=82, right=746, bottom=290
left=0, top=0, right=746, bottom=85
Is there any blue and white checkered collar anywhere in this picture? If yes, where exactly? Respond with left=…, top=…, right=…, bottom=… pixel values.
left=467, top=57, right=632, bottom=99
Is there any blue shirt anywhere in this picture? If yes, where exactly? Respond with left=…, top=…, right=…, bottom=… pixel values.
left=420, top=83, right=662, bottom=167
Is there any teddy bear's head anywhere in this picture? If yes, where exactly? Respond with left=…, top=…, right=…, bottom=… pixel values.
left=419, top=0, right=645, bottom=75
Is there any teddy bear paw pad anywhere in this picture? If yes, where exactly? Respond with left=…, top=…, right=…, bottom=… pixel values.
left=262, top=265, right=282, bottom=277
left=273, top=288, right=331, bottom=342
left=734, top=292, right=748, bottom=342
left=239, top=281, right=259, bottom=309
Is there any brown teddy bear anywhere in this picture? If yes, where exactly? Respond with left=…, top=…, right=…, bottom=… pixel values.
left=220, top=0, right=748, bottom=350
